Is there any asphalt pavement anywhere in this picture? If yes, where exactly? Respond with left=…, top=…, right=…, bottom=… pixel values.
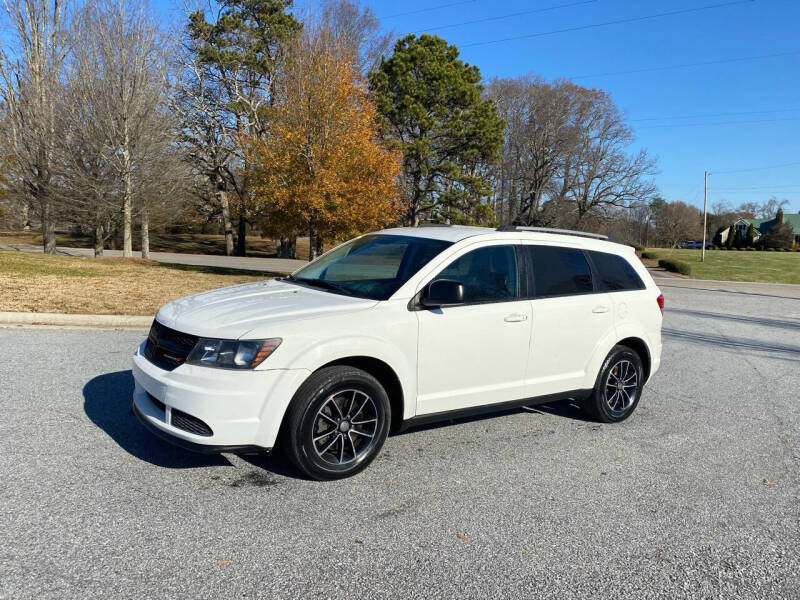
left=1, top=283, right=798, bottom=599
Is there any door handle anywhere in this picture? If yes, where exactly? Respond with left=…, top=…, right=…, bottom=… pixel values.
left=504, top=313, right=528, bottom=323
left=592, top=306, right=610, bottom=314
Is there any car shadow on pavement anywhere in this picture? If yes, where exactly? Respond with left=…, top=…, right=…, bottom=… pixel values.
left=525, top=399, right=596, bottom=422
left=398, top=398, right=594, bottom=435
left=83, top=370, right=233, bottom=469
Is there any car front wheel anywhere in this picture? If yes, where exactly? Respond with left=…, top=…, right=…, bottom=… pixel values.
left=282, top=366, right=391, bottom=480
left=584, top=345, right=644, bottom=423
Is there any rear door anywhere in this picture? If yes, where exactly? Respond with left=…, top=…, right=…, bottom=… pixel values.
left=416, top=243, right=532, bottom=414
left=586, top=248, right=651, bottom=350
left=521, top=244, right=615, bottom=397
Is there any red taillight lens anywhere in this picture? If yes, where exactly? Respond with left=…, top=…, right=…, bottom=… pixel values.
left=656, top=293, right=664, bottom=315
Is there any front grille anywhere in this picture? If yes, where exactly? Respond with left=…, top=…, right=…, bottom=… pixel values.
left=171, top=408, right=213, bottom=437
left=143, top=320, right=199, bottom=371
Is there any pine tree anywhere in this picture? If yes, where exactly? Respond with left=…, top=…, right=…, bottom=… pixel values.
left=733, top=228, right=744, bottom=249
left=187, top=0, right=301, bottom=256
left=725, top=225, right=735, bottom=249
left=745, top=223, right=756, bottom=247
left=369, top=34, right=504, bottom=225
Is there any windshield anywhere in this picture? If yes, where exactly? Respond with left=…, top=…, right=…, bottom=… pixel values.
left=288, top=234, right=452, bottom=300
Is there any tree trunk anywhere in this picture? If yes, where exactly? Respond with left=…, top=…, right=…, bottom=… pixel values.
left=314, top=235, right=323, bottom=258
left=21, top=201, right=31, bottom=230
left=308, top=216, right=317, bottom=262
left=277, top=236, right=297, bottom=259
left=216, top=187, right=234, bottom=256
left=42, top=199, right=56, bottom=254
left=236, top=216, right=247, bottom=256
left=122, top=168, right=133, bottom=257
left=141, top=207, right=150, bottom=259
left=94, top=223, right=104, bottom=258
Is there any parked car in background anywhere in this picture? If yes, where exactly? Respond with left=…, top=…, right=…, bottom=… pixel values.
left=684, top=240, right=713, bottom=249
left=132, top=226, right=664, bottom=479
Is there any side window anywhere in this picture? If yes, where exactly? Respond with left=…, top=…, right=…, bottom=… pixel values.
left=436, top=245, right=519, bottom=303
left=529, top=245, right=593, bottom=297
left=589, top=251, right=645, bottom=291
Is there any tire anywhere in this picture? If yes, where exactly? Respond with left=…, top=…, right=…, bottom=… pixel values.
left=282, top=366, right=391, bottom=480
left=584, top=345, right=644, bottom=423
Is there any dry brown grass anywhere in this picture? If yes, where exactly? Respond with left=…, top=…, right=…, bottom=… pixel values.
left=0, top=250, right=275, bottom=315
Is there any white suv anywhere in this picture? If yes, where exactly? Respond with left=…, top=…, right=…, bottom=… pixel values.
left=132, top=226, right=663, bottom=479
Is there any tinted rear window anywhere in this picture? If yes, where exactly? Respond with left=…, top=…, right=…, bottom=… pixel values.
left=528, top=245, right=593, bottom=297
left=589, top=251, right=645, bottom=291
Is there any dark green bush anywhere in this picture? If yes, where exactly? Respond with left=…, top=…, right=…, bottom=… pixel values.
left=658, top=258, right=692, bottom=276
left=746, top=247, right=756, bottom=251
left=632, top=244, right=645, bottom=253
left=641, top=251, right=660, bottom=260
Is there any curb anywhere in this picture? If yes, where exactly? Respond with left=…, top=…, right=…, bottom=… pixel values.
left=0, top=311, right=152, bottom=328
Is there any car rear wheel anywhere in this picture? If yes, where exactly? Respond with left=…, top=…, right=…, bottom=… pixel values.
left=584, top=345, right=644, bottom=423
left=282, top=366, right=391, bottom=480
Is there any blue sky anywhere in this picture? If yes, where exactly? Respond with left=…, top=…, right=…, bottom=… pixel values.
left=157, top=0, right=800, bottom=214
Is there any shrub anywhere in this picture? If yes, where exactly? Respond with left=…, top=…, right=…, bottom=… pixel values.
left=641, top=251, right=660, bottom=260
left=746, top=247, right=756, bottom=251
left=659, top=258, right=692, bottom=276
left=632, top=244, right=645, bottom=253
left=767, top=247, right=776, bottom=251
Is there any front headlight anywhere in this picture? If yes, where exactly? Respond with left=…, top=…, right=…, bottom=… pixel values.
left=186, top=338, right=282, bottom=369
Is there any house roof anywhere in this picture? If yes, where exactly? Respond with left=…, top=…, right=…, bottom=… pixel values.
left=739, top=214, right=800, bottom=234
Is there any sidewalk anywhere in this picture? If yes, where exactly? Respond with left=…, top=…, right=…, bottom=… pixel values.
left=647, top=267, right=800, bottom=299
left=0, top=311, right=151, bottom=328
left=0, top=243, right=308, bottom=274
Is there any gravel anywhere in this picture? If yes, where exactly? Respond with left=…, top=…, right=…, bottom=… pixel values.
left=1, top=282, right=798, bottom=599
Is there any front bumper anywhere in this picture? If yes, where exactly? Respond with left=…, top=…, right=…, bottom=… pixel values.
left=132, top=402, right=267, bottom=454
left=131, top=341, right=310, bottom=451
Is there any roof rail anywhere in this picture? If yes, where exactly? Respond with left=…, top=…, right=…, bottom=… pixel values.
left=416, top=223, right=453, bottom=227
left=496, top=226, right=608, bottom=241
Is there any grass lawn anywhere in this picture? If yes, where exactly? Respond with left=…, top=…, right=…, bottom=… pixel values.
left=0, top=230, right=319, bottom=258
left=642, top=248, right=800, bottom=285
left=0, top=250, right=279, bottom=315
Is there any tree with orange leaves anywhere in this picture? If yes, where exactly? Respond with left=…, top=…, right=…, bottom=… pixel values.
left=249, top=25, right=403, bottom=261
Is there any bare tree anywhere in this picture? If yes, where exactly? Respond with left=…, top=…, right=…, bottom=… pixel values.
left=488, top=76, right=579, bottom=226
left=318, top=0, right=392, bottom=77
left=652, top=201, right=702, bottom=248
left=132, top=109, right=189, bottom=259
left=556, top=88, right=657, bottom=227
left=57, top=46, right=119, bottom=257
left=488, top=76, right=657, bottom=229
left=0, top=0, right=71, bottom=253
left=79, top=0, right=166, bottom=257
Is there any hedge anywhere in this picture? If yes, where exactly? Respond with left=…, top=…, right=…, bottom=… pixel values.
left=658, top=258, right=692, bottom=276
left=641, top=251, right=661, bottom=260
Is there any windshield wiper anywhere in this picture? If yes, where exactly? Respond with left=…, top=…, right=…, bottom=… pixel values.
left=291, top=277, right=355, bottom=296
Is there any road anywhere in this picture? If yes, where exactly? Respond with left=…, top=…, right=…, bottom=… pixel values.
left=0, top=243, right=308, bottom=274
left=1, top=283, right=798, bottom=599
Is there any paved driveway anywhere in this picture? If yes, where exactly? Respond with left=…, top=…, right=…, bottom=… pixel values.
left=0, top=243, right=308, bottom=274
left=1, top=283, right=798, bottom=599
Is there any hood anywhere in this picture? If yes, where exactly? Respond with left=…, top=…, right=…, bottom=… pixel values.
left=155, top=279, right=377, bottom=339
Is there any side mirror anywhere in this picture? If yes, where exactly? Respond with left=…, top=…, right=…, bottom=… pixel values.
left=422, top=279, right=465, bottom=308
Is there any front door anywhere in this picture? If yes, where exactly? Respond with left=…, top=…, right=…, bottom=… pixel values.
left=416, top=244, right=532, bottom=415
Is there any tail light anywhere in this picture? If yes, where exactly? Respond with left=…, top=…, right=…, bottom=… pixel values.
left=656, top=293, right=664, bottom=315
